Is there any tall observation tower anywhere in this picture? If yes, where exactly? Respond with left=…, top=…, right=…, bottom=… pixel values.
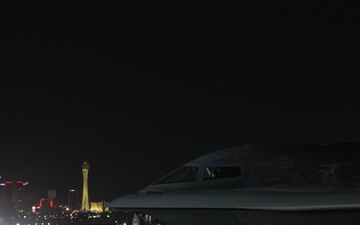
left=81, top=161, right=90, bottom=211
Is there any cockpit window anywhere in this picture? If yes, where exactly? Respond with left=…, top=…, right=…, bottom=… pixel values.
left=153, top=166, right=198, bottom=184
left=203, top=167, right=241, bottom=180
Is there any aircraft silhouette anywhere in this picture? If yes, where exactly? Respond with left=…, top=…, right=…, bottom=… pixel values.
left=109, top=143, right=360, bottom=225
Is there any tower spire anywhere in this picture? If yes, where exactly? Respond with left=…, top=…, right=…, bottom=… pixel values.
left=81, top=161, right=90, bottom=211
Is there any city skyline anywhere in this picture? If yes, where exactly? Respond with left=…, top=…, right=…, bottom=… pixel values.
left=0, top=170, right=106, bottom=213
left=0, top=161, right=108, bottom=205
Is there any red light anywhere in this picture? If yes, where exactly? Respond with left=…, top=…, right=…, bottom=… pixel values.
left=231, top=154, right=240, bottom=162
left=50, top=200, right=54, bottom=207
left=3, top=180, right=29, bottom=185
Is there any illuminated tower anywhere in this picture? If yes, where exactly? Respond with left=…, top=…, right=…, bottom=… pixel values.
left=81, top=161, right=90, bottom=211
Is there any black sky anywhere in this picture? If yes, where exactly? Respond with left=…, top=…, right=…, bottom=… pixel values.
left=1, top=1, right=360, bottom=202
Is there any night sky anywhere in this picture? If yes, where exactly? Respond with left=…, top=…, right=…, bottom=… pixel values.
left=1, top=1, right=360, bottom=203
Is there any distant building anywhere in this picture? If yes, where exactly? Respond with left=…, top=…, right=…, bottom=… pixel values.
left=47, top=189, right=56, bottom=200
left=68, top=189, right=80, bottom=211
left=90, top=201, right=107, bottom=213
left=0, top=179, right=29, bottom=204
left=39, top=197, right=54, bottom=213
left=81, top=161, right=90, bottom=211
left=39, top=189, right=56, bottom=213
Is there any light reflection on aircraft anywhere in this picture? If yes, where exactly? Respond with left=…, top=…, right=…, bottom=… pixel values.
left=109, top=143, right=360, bottom=225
